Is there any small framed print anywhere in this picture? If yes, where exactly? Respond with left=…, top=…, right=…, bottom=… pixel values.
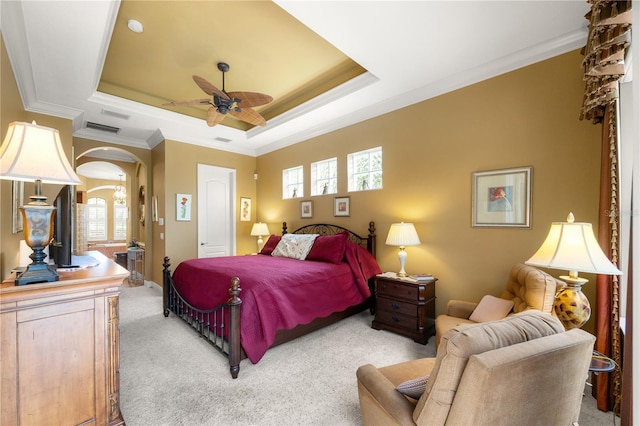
left=12, top=180, right=24, bottom=233
left=472, top=166, right=532, bottom=228
left=177, top=193, right=192, bottom=221
left=300, top=200, right=313, bottom=218
left=152, top=195, right=159, bottom=222
left=334, top=196, right=350, bottom=217
left=240, top=197, right=251, bottom=221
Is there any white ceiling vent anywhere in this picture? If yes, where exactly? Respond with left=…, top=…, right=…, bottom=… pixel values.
left=86, top=121, right=120, bottom=134
left=101, top=109, right=131, bottom=120
left=214, top=136, right=232, bottom=143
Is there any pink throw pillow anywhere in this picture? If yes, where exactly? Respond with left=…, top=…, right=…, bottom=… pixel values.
left=306, top=231, right=349, bottom=264
left=469, top=295, right=515, bottom=322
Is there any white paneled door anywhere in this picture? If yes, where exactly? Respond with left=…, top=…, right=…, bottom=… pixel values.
left=197, top=164, right=236, bottom=258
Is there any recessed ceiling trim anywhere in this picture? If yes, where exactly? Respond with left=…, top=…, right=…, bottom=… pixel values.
left=22, top=100, right=84, bottom=121
left=73, top=127, right=152, bottom=150
left=248, top=71, right=379, bottom=138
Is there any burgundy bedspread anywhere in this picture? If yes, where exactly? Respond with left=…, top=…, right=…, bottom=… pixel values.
left=172, top=243, right=381, bottom=363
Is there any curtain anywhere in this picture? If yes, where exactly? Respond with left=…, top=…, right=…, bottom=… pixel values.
left=579, top=0, right=632, bottom=414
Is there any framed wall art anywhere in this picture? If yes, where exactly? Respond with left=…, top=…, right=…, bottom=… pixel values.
left=472, top=167, right=532, bottom=228
left=240, top=197, right=251, bottom=221
left=177, top=193, right=192, bottom=221
left=12, top=180, right=24, bottom=233
left=300, top=200, right=313, bottom=218
left=152, top=195, right=159, bottom=222
left=334, top=196, right=350, bottom=217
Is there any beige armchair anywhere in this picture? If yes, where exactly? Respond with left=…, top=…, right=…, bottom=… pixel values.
left=434, top=263, right=564, bottom=349
left=356, top=311, right=595, bottom=426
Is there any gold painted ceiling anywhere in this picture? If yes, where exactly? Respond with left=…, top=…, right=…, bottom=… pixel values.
left=98, top=1, right=366, bottom=130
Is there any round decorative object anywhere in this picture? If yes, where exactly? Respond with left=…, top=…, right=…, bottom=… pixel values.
left=138, top=185, right=145, bottom=224
left=554, top=284, right=591, bottom=329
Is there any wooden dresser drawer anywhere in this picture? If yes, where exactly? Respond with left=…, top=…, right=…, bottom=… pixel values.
left=376, top=296, right=416, bottom=317
left=376, top=280, right=418, bottom=301
left=373, top=309, right=416, bottom=330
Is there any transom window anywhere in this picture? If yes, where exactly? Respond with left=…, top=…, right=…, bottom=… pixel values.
left=347, top=147, right=382, bottom=192
left=87, top=197, right=107, bottom=241
left=282, top=165, right=304, bottom=199
left=310, top=157, right=337, bottom=196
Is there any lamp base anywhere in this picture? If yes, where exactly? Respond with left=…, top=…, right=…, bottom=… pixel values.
left=16, top=262, right=59, bottom=286
left=554, top=277, right=590, bottom=329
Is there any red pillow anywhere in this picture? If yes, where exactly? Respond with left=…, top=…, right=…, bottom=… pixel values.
left=306, top=231, right=349, bottom=264
left=259, top=235, right=281, bottom=255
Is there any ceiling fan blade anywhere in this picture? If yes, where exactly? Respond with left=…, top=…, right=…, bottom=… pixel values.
left=193, top=75, right=229, bottom=99
left=229, top=107, right=267, bottom=126
left=163, top=99, right=211, bottom=107
left=227, top=91, right=273, bottom=108
left=206, top=107, right=225, bottom=127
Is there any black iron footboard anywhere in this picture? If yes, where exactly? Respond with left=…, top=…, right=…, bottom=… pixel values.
left=162, top=257, right=243, bottom=378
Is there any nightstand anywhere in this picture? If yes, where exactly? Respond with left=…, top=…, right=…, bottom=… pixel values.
left=371, top=273, right=437, bottom=344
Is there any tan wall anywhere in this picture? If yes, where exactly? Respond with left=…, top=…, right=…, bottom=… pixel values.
left=154, top=140, right=257, bottom=280
left=1, top=35, right=75, bottom=279
left=1, top=31, right=604, bottom=333
left=257, top=50, right=603, bottom=331
left=150, top=141, right=166, bottom=284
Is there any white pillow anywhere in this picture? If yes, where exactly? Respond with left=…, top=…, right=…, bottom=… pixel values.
left=396, top=375, right=429, bottom=400
left=469, top=295, right=514, bottom=322
left=271, top=234, right=318, bottom=260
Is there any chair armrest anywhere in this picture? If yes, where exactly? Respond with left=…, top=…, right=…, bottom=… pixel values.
left=356, top=364, right=416, bottom=425
left=446, top=300, right=478, bottom=319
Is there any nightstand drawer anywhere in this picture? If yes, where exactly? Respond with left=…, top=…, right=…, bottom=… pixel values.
left=376, top=280, right=418, bottom=301
left=374, top=310, right=416, bottom=329
left=376, top=296, right=416, bottom=317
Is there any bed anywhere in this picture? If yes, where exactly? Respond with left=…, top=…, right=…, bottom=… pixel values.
left=162, top=221, right=380, bottom=378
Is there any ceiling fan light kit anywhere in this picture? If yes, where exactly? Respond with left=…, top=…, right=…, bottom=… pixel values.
left=165, top=62, right=273, bottom=128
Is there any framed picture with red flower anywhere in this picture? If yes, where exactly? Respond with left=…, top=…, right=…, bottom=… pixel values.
left=472, top=167, right=532, bottom=228
left=176, top=193, right=192, bottom=221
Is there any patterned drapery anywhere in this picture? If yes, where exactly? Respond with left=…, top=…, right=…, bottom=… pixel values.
left=580, top=0, right=632, bottom=123
left=579, top=0, right=632, bottom=416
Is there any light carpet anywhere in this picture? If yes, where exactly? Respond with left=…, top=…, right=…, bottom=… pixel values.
left=119, top=283, right=616, bottom=426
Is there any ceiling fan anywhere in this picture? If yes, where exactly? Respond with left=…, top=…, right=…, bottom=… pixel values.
left=164, top=62, right=273, bottom=127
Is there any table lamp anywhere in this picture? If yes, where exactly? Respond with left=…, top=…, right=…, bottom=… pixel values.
left=250, top=222, right=270, bottom=252
left=0, top=121, right=82, bottom=285
left=525, top=212, right=622, bottom=329
left=385, top=222, right=421, bottom=277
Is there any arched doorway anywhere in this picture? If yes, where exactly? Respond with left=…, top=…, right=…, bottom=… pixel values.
left=75, top=146, right=151, bottom=282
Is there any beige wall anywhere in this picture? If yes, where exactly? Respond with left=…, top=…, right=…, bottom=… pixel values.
left=1, top=31, right=604, bottom=333
left=152, top=140, right=257, bottom=282
left=1, top=35, right=75, bottom=279
left=257, top=50, right=603, bottom=332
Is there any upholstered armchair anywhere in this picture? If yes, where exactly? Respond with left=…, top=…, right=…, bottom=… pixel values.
left=434, top=263, right=564, bottom=349
left=356, top=311, right=595, bottom=426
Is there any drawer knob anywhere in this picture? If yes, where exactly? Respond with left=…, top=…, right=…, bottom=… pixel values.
left=391, top=303, right=400, bottom=310
left=391, top=316, right=400, bottom=323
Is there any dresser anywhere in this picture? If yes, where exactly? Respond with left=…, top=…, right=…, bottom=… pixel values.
left=371, top=273, right=437, bottom=344
left=0, top=252, right=128, bottom=426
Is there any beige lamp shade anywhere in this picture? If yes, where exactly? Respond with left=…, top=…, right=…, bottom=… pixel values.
left=525, top=212, right=621, bottom=329
left=525, top=213, right=622, bottom=276
left=386, top=222, right=420, bottom=277
left=250, top=222, right=270, bottom=237
left=250, top=222, right=270, bottom=253
left=385, top=222, right=421, bottom=247
left=0, top=121, right=82, bottom=185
